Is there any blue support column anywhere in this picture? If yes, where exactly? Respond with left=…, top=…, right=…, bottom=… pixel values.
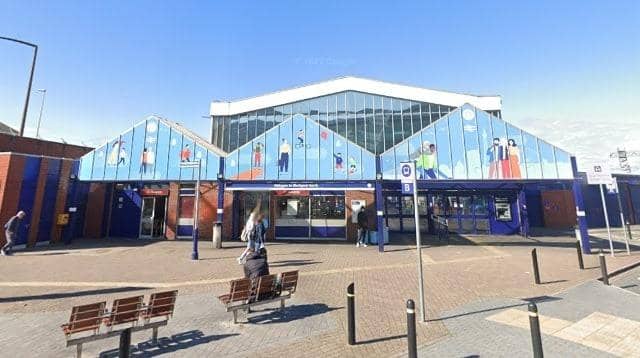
left=375, top=156, right=385, bottom=253
left=518, top=188, right=530, bottom=239
left=217, top=157, right=225, bottom=222
left=571, top=156, right=591, bottom=254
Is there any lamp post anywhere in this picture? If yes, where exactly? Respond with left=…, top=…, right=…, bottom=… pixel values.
left=0, top=36, right=38, bottom=137
left=35, top=89, right=46, bottom=138
left=180, top=159, right=202, bottom=260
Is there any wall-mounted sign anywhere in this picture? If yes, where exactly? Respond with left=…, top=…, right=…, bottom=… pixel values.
left=57, top=214, right=69, bottom=226
left=140, top=188, right=169, bottom=196
left=585, top=162, right=612, bottom=185
left=68, top=207, right=77, bottom=212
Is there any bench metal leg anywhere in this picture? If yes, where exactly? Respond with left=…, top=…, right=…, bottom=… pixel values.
left=233, top=310, right=238, bottom=324
left=76, top=343, right=82, bottom=358
left=152, top=327, right=158, bottom=344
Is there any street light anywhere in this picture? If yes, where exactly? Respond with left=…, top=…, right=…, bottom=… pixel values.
left=0, top=36, right=38, bottom=137
left=35, top=89, right=46, bottom=138
left=180, top=159, right=202, bottom=260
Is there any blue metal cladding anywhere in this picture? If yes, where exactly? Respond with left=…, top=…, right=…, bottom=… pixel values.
left=36, top=158, right=62, bottom=243
left=381, top=104, right=574, bottom=181
left=78, top=118, right=222, bottom=182
left=109, top=185, right=142, bottom=238
left=16, top=156, right=42, bottom=245
left=226, top=113, right=377, bottom=181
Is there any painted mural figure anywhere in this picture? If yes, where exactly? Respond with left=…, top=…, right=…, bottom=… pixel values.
left=140, top=147, right=155, bottom=174
left=253, top=142, right=263, bottom=167
left=107, top=139, right=127, bottom=166
left=295, top=129, right=305, bottom=148
left=416, top=142, right=438, bottom=179
left=487, top=138, right=500, bottom=179
left=278, top=139, right=290, bottom=172
left=348, top=156, right=357, bottom=175
left=333, top=152, right=344, bottom=171
left=180, top=144, right=191, bottom=162
left=499, top=138, right=511, bottom=179
left=507, top=139, right=522, bottom=179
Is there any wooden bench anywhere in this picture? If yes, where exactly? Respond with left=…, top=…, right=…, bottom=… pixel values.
left=218, top=270, right=299, bottom=323
left=61, top=290, right=178, bottom=357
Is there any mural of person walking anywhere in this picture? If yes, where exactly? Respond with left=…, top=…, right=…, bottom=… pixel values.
left=416, top=142, right=438, bottom=179
left=253, top=142, right=263, bottom=167
left=180, top=144, right=192, bottom=162
left=507, top=139, right=522, bottom=179
left=140, top=147, right=155, bottom=174
left=278, top=139, right=290, bottom=172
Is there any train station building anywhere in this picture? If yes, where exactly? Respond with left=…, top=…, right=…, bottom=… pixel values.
left=75, top=76, right=588, bottom=246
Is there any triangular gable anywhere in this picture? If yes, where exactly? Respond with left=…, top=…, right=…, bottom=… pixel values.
left=78, top=116, right=222, bottom=181
left=225, top=113, right=376, bottom=180
left=380, top=104, right=573, bottom=180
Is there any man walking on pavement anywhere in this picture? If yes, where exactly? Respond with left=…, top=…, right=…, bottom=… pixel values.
left=2, top=211, right=26, bottom=256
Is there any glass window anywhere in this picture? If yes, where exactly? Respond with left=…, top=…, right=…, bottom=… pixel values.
left=337, top=92, right=347, bottom=138
left=420, top=103, right=431, bottom=129
left=395, top=141, right=410, bottom=169
left=383, top=97, right=394, bottom=151
left=256, top=110, right=265, bottom=138
left=402, top=100, right=412, bottom=140
left=408, top=134, right=422, bottom=165
left=473, top=195, right=489, bottom=216
left=319, top=95, right=328, bottom=128
left=311, top=195, right=345, bottom=220
left=347, top=91, right=356, bottom=143
left=462, top=108, right=482, bottom=179
left=431, top=104, right=441, bottom=123
left=555, top=148, right=573, bottom=179
left=274, top=106, right=284, bottom=127
left=476, top=111, right=492, bottom=179
left=539, top=140, right=558, bottom=179
left=238, top=114, right=248, bottom=149
left=435, top=118, right=452, bottom=179
left=410, top=102, right=421, bottom=133
left=523, top=132, right=542, bottom=179
left=449, top=110, right=467, bottom=179
left=365, top=95, right=375, bottom=153
left=355, top=92, right=366, bottom=148
left=393, top=99, right=403, bottom=145
left=292, top=100, right=307, bottom=116
left=327, top=94, right=337, bottom=132
left=401, top=196, right=414, bottom=215
left=459, top=196, right=473, bottom=216
left=265, top=108, right=275, bottom=131
left=375, top=96, right=385, bottom=154
left=361, top=150, right=376, bottom=179
left=237, top=142, right=252, bottom=180
left=282, top=104, right=292, bottom=121
left=228, top=116, right=238, bottom=152
left=506, top=124, right=526, bottom=179
left=247, top=111, right=257, bottom=142
left=385, top=196, right=400, bottom=215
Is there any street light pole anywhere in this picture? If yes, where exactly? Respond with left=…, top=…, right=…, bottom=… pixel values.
left=180, top=159, right=202, bottom=260
left=35, top=89, right=46, bottom=138
left=0, top=36, right=38, bottom=137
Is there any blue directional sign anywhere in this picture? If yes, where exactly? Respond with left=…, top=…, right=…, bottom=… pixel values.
left=401, top=182, right=414, bottom=194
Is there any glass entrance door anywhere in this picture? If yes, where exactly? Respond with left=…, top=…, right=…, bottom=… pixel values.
left=140, top=196, right=167, bottom=238
left=310, top=195, right=346, bottom=239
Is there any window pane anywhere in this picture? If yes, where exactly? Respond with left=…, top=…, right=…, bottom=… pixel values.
left=337, top=92, right=347, bottom=138
left=355, top=92, right=366, bottom=148
left=375, top=96, right=384, bottom=154
left=238, top=114, right=248, bottom=149
left=327, top=94, right=337, bottom=132
left=347, top=92, right=356, bottom=143
left=365, top=95, right=375, bottom=153
left=431, top=104, right=441, bottom=122
left=319, top=96, right=328, bottom=127
left=449, top=110, right=467, bottom=179
left=228, top=116, right=238, bottom=152
left=393, top=99, right=404, bottom=144
left=555, top=148, right=573, bottom=179
left=435, top=118, right=452, bottom=179
left=248, top=111, right=257, bottom=142
left=462, top=108, right=482, bottom=179
left=265, top=108, right=275, bottom=131
left=256, top=109, right=265, bottom=137
left=383, top=97, right=394, bottom=151
left=539, top=140, right=558, bottom=179
left=420, top=103, right=430, bottom=129
left=401, top=100, right=412, bottom=140
left=381, top=150, right=396, bottom=179
left=411, top=102, right=421, bottom=133
left=476, top=111, right=492, bottom=179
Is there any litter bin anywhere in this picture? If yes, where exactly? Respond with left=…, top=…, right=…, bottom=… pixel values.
left=369, top=226, right=389, bottom=244
left=212, top=221, right=222, bottom=249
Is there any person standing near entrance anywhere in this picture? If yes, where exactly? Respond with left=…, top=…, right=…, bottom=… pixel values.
left=2, top=211, right=26, bottom=256
left=356, top=207, right=368, bottom=247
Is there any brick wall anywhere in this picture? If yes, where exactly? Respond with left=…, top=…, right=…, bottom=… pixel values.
left=345, top=190, right=376, bottom=242
left=165, top=182, right=179, bottom=240
left=84, top=183, right=106, bottom=238
left=0, top=155, right=25, bottom=246
left=0, top=133, right=91, bottom=158
left=197, top=182, right=218, bottom=241
left=223, top=191, right=234, bottom=240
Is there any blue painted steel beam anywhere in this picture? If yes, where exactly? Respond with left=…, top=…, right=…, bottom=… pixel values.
left=375, top=156, right=384, bottom=252
left=571, top=157, right=591, bottom=254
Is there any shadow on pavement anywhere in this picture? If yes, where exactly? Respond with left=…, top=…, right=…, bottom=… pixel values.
left=99, top=330, right=239, bottom=357
left=0, top=286, right=150, bottom=303
left=248, top=303, right=341, bottom=324
left=269, top=259, right=322, bottom=267
left=357, top=334, right=406, bottom=345
left=428, top=296, right=562, bottom=322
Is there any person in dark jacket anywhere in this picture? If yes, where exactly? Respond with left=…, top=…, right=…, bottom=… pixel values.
left=2, top=211, right=26, bottom=256
left=356, top=208, right=368, bottom=247
left=243, top=248, right=270, bottom=281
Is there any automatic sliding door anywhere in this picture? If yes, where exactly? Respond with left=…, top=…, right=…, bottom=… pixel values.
left=140, top=197, right=155, bottom=238
left=274, top=196, right=309, bottom=239
left=310, top=195, right=346, bottom=239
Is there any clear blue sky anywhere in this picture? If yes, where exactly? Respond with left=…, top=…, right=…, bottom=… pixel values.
left=1, top=1, right=638, bottom=169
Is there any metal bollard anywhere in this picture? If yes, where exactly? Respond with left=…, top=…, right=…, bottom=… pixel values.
left=599, top=249, right=609, bottom=285
left=531, top=249, right=541, bottom=284
left=119, top=327, right=131, bottom=357
left=576, top=240, right=584, bottom=270
left=528, top=302, right=544, bottom=358
left=347, top=282, right=355, bottom=345
left=406, top=299, right=417, bottom=358
left=626, top=221, right=633, bottom=241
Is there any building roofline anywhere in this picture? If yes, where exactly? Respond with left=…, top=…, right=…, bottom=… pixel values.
left=210, top=76, right=502, bottom=116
